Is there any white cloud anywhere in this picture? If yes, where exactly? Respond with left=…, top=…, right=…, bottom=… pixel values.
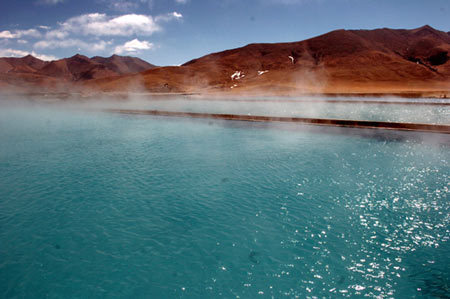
left=0, top=48, right=57, bottom=61
left=0, top=48, right=29, bottom=57
left=155, top=12, right=183, bottom=22
left=18, top=29, right=42, bottom=38
left=34, top=12, right=182, bottom=41
left=173, top=12, right=183, bottom=18
left=175, top=0, right=188, bottom=3
left=0, top=31, right=15, bottom=39
left=57, top=13, right=164, bottom=37
left=114, top=38, right=154, bottom=54
left=13, top=11, right=182, bottom=56
left=35, top=53, right=58, bottom=61
left=0, top=29, right=41, bottom=39
left=45, top=29, right=69, bottom=39
left=34, top=38, right=111, bottom=52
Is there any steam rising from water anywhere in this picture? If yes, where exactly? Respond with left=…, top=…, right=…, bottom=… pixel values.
left=0, top=100, right=448, bottom=298
left=2, top=93, right=449, bottom=124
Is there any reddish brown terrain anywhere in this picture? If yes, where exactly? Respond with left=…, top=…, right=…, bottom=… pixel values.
left=0, top=54, right=156, bottom=92
left=1, top=25, right=449, bottom=97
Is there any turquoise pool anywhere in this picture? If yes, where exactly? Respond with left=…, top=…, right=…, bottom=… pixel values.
left=0, top=103, right=448, bottom=298
left=105, top=96, right=450, bottom=125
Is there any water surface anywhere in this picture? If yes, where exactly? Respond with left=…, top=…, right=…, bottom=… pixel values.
left=0, top=104, right=449, bottom=298
left=116, top=96, right=450, bottom=124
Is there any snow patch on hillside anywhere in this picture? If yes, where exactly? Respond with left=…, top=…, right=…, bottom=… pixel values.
left=231, top=71, right=245, bottom=80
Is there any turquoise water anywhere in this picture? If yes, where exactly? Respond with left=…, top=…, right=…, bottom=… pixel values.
left=109, top=97, right=450, bottom=124
left=0, top=103, right=449, bottom=298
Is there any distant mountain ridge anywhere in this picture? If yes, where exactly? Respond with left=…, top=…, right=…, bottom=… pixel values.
left=0, top=54, right=156, bottom=86
left=0, top=25, right=449, bottom=96
left=89, top=25, right=449, bottom=95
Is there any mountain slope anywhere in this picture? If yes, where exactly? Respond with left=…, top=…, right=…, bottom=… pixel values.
left=0, top=54, right=157, bottom=90
left=1, top=25, right=449, bottom=96
left=90, top=25, right=449, bottom=95
left=91, top=55, right=156, bottom=75
left=39, top=54, right=117, bottom=81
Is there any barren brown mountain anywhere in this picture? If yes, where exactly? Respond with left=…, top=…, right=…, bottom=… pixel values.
left=89, top=25, right=450, bottom=96
left=91, top=55, right=157, bottom=75
left=0, top=54, right=155, bottom=91
left=1, top=25, right=449, bottom=96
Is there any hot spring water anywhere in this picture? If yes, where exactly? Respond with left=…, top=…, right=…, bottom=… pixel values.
left=105, top=96, right=450, bottom=125
left=0, top=102, right=448, bottom=298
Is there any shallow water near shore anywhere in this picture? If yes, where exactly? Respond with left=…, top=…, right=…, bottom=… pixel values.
left=102, top=96, right=450, bottom=125
left=0, top=104, right=449, bottom=298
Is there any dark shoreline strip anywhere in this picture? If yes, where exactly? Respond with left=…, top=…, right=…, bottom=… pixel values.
left=230, top=99, right=450, bottom=106
left=106, top=109, right=450, bottom=134
left=148, top=98, right=450, bottom=106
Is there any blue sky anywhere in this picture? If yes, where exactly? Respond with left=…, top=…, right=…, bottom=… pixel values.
left=0, top=0, right=449, bottom=65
